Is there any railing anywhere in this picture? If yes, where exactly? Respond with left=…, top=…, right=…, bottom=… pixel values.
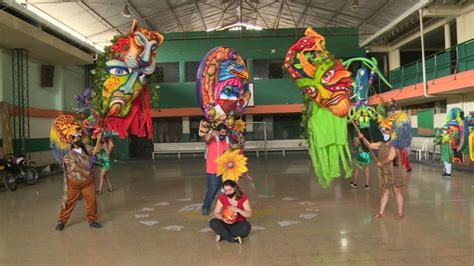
left=373, top=38, right=474, bottom=94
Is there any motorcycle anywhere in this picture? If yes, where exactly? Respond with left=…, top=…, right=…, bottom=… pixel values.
left=3, top=153, right=38, bottom=191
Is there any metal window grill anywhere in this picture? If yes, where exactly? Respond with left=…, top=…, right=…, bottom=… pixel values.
left=253, top=59, right=288, bottom=80
left=156, top=62, right=180, bottom=83
left=185, top=61, right=200, bottom=82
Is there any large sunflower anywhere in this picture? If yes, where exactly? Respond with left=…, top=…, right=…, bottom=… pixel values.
left=233, top=119, right=246, bottom=133
left=216, top=149, right=248, bottom=182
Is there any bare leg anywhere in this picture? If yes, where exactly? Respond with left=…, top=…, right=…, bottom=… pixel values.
left=375, top=188, right=390, bottom=218
left=364, top=166, right=370, bottom=186
left=352, top=166, right=359, bottom=186
left=98, top=169, right=106, bottom=193
left=393, top=187, right=404, bottom=218
left=104, top=171, right=113, bottom=191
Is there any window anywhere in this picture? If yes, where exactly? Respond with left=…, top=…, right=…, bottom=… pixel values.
left=154, top=117, right=183, bottom=143
left=185, top=61, right=201, bottom=82
left=253, top=59, right=287, bottom=80
left=401, top=100, right=447, bottom=116
left=273, top=114, right=305, bottom=139
left=156, top=62, right=179, bottom=83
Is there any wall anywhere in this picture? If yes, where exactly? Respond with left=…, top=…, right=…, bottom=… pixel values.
left=0, top=46, right=87, bottom=159
left=156, top=28, right=364, bottom=109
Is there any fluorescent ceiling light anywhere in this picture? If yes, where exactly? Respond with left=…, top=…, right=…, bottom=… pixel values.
left=14, top=0, right=105, bottom=52
left=206, top=22, right=262, bottom=32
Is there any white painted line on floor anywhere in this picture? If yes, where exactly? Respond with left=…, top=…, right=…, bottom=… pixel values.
left=252, top=226, right=267, bottom=231
left=305, top=207, right=320, bottom=212
left=154, top=202, right=170, bottom=206
left=162, top=225, right=184, bottom=231
left=135, top=214, right=150, bottom=219
left=259, top=195, right=274, bottom=198
left=299, top=214, right=318, bottom=219
left=176, top=198, right=191, bottom=202
left=299, top=201, right=316, bottom=206
left=277, top=221, right=300, bottom=227
left=140, top=221, right=159, bottom=226
left=139, top=207, right=155, bottom=212
left=179, top=203, right=203, bottom=212
left=199, top=227, right=213, bottom=233
left=282, top=197, right=297, bottom=201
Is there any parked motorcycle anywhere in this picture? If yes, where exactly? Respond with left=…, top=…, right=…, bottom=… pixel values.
left=3, top=154, right=38, bottom=191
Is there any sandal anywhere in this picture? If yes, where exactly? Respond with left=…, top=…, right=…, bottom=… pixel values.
left=96, top=190, right=102, bottom=195
left=107, top=188, right=113, bottom=192
left=395, top=213, right=404, bottom=220
left=373, top=213, right=384, bottom=219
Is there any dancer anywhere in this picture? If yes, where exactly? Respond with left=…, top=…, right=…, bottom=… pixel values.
left=359, top=128, right=404, bottom=219
left=434, top=126, right=453, bottom=177
left=201, top=124, right=230, bottom=216
left=210, top=179, right=252, bottom=244
left=50, top=115, right=102, bottom=231
left=97, top=133, right=114, bottom=194
left=350, top=137, right=373, bottom=190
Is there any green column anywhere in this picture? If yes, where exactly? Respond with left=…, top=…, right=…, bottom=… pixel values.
left=179, top=61, right=185, bottom=83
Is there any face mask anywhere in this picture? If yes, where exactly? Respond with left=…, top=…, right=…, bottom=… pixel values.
left=73, top=148, right=82, bottom=154
left=383, top=134, right=391, bottom=142
left=226, top=192, right=236, bottom=198
left=219, top=135, right=226, bottom=141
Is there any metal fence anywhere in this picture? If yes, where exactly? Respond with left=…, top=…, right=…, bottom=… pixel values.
left=371, top=38, right=474, bottom=95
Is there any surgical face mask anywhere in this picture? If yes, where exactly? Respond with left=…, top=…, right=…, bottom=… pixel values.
left=383, top=134, right=391, bottom=142
left=219, top=135, right=226, bottom=141
left=226, top=192, right=236, bottom=198
left=73, top=148, right=82, bottom=154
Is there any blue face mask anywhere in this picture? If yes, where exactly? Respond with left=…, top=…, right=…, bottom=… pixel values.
left=383, top=134, right=391, bottom=142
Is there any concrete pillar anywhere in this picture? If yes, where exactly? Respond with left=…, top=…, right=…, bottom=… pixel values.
left=444, top=23, right=451, bottom=49
left=456, top=8, right=474, bottom=44
left=388, top=49, right=400, bottom=71
left=182, top=116, right=190, bottom=142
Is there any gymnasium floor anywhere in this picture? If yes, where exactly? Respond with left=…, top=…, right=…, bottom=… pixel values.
left=0, top=153, right=473, bottom=265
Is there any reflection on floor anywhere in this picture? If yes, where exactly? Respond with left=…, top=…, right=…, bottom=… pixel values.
left=0, top=153, right=473, bottom=265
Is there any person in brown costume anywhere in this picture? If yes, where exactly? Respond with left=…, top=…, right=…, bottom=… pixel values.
left=53, top=127, right=102, bottom=231
left=359, top=125, right=404, bottom=220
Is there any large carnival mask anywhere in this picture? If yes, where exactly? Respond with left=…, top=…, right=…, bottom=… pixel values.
left=196, top=47, right=250, bottom=128
left=102, top=20, right=163, bottom=118
left=50, top=115, right=84, bottom=162
left=284, top=28, right=351, bottom=117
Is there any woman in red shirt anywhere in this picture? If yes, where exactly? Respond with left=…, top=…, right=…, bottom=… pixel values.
left=209, top=180, right=252, bottom=244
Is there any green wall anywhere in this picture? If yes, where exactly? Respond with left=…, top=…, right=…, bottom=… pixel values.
left=156, top=28, right=364, bottom=109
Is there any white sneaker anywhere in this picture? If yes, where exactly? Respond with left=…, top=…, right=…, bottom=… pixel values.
left=234, top=236, right=242, bottom=244
left=215, top=235, right=221, bottom=242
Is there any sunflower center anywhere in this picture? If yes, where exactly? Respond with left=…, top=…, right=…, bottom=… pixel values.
left=227, top=162, right=235, bottom=169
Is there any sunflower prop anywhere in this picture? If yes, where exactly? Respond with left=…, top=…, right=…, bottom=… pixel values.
left=216, top=150, right=248, bottom=182
left=233, top=119, right=246, bottom=133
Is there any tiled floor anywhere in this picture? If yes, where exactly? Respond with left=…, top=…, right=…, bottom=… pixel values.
left=0, top=153, right=473, bottom=265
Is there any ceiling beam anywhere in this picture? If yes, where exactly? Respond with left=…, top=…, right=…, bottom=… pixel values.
left=295, top=0, right=311, bottom=27
left=357, top=0, right=393, bottom=28
left=422, top=4, right=474, bottom=17
left=165, top=0, right=186, bottom=32
left=244, top=0, right=275, bottom=33
left=360, top=0, right=431, bottom=47
left=125, top=0, right=154, bottom=30
left=285, top=0, right=299, bottom=28
left=390, top=18, right=451, bottom=49
left=325, top=0, right=350, bottom=27
left=79, top=1, right=123, bottom=35
left=272, top=0, right=285, bottom=29
left=193, top=0, right=207, bottom=31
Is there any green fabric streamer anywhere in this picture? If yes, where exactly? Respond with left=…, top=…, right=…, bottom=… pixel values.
left=307, top=102, right=352, bottom=187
